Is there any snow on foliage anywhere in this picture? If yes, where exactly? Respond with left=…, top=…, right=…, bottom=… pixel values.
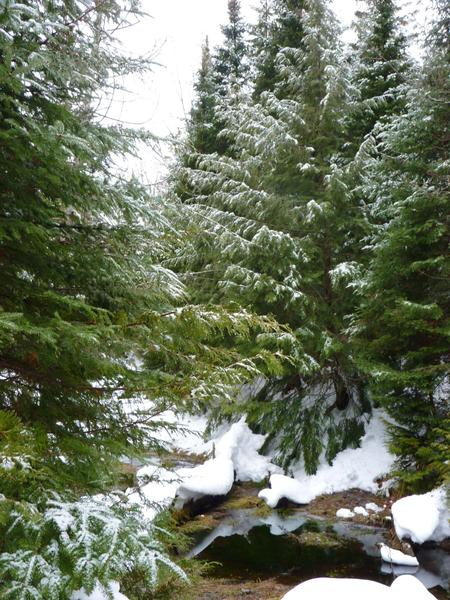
left=71, top=581, right=129, bottom=600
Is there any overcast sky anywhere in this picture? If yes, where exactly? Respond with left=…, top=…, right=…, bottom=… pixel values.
left=109, top=0, right=427, bottom=183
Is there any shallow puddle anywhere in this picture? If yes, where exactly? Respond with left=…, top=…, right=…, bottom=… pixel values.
left=187, top=508, right=449, bottom=594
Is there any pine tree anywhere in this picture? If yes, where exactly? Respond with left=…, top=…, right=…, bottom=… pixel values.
left=175, top=0, right=371, bottom=473
left=346, top=0, right=411, bottom=155
left=356, top=0, right=450, bottom=491
left=187, top=38, right=219, bottom=156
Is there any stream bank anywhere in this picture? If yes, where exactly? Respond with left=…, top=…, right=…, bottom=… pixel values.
left=176, top=483, right=449, bottom=600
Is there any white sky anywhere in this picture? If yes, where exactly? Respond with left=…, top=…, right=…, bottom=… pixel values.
left=109, top=0, right=427, bottom=184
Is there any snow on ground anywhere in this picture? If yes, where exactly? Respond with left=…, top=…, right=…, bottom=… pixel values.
left=71, top=582, right=128, bottom=600
left=336, top=508, right=355, bottom=518
left=215, top=417, right=280, bottom=481
left=175, top=418, right=280, bottom=507
left=128, top=417, right=280, bottom=515
left=392, top=486, right=450, bottom=544
left=259, top=410, right=394, bottom=507
left=281, top=574, right=435, bottom=600
left=378, top=543, right=419, bottom=567
left=175, top=455, right=235, bottom=507
left=366, top=501, right=383, bottom=512
left=127, top=464, right=183, bottom=520
left=148, top=410, right=209, bottom=454
left=354, top=505, right=369, bottom=516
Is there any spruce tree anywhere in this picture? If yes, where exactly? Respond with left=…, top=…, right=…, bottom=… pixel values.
left=187, top=38, right=219, bottom=156
left=214, top=0, right=250, bottom=94
left=0, top=1, right=288, bottom=595
left=356, top=0, right=450, bottom=491
left=175, top=0, right=371, bottom=473
left=346, top=0, right=411, bottom=155
left=173, top=0, right=249, bottom=198
left=253, top=0, right=306, bottom=98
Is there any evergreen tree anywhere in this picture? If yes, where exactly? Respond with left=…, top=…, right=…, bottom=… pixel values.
left=0, top=1, right=288, bottom=595
left=176, top=0, right=371, bottom=473
left=253, top=0, right=306, bottom=98
left=173, top=1, right=249, bottom=198
left=214, top=0, right=250, bottom=94
left=187, top=38, right=219, bottom=156
left=346, top=0, right=411, bottom=155
left=356, top=0, right=450, bottom=491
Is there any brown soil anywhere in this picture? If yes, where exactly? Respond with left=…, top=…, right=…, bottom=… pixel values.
left=191, top=576, right=292, bottom=599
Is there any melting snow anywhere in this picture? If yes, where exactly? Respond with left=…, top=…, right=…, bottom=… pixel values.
left=392, top=487, right=450, bottom=544
left=259, top=410, right=394, bottom=508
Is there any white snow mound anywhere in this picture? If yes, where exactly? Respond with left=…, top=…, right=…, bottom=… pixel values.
left=354, top=506, right=369, bottom=516
left=71, top=582, right=128, bottom=600
left=215, top=417, right=279, bottom=482
left=378, top=543, right=419, bottom=567
left=175, top=418, right=279, bottom=507
left=176, top=456, right=234, bottom=506
left=258, top=474, right=309, bottom=507
left=281, top=575, right=434, bottom=600
left=391, top=486, right=450, bottom=544
left=336, top=508, right=354, bottom=518
left=260, top=410, right=394, bottom=507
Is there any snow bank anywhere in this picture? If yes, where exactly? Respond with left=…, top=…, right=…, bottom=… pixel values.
left=392, top=486, right=450, bottom=544
left=260, top=410, right=394, bottom=507
left=175, top=418, right=279, bottom=507
left=281, top=575, right=434, bottom=600
left=215, top=418, right=279, bottom=481
left=258, top=474, right=310, bottom=507
left=71, top=582, right=128, bottom=600
left=175, top=456, right=235, bottom=506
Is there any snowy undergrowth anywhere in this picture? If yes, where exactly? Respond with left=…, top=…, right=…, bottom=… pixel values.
left=259, top=409, right=394, bottom=507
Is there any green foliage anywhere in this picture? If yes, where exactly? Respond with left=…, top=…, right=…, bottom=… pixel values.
left=346, top=0, right=411, bottom=155
left=0, top=1, right=292, bottom=596
left=355, top=1, right=450, bottom=491
left=0, top=493, right=187, bottom=599
left=171, top=0, right=374, bottom=473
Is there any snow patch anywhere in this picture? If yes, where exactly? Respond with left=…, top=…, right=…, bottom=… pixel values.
left=354, top=505, right=369, bottom=516
left=392, top=487, right=450, bottom=544
left=281, top=575, right=434, bottom=600
left=258, top=474, right=309, bottom=507
left=71, top=581, right=128, bottom=600
left=336, top=508, right=354, bottom=518
left=175, top=418, right=280, bottom=507
left=366, top=501, right=383, bottom=513
left=378, top=543, right=419, bottom=567
left=260, top=410, right=394, bottom=508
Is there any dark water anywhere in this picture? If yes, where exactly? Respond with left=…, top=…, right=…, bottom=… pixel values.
left=188, top=509, right=450, bottom=594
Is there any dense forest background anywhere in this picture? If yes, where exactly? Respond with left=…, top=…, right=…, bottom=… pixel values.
left=0, top=0, right=448, bottom=598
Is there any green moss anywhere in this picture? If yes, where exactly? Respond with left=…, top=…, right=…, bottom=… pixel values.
left=178, top=514, right=221, bottom=535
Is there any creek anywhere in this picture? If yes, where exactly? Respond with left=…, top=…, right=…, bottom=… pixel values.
left=186, top=506, right=449, bottom=598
